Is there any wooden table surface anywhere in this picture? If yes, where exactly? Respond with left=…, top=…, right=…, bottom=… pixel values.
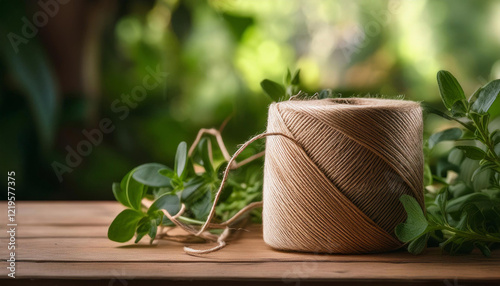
left=1, top=202, right=500, bottom=285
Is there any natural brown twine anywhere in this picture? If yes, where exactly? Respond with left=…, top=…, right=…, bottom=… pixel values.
left=152, top=98, right=424, bottom=255
left=263, top=98, right=424, bottom=253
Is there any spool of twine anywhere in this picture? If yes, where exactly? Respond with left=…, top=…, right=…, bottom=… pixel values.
left=262, top=98, right=424, bottom=253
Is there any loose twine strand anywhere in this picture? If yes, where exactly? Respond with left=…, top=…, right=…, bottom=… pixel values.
left=145, top=132, right=299, bottom=255
left=148, top=98, right=424, bottom=255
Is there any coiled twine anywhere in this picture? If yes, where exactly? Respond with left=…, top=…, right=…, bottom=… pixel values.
left=263, top=98, right=424, bottom=253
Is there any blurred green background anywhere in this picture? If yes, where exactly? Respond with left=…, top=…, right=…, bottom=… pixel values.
left=1, top=0, right=499, bottom=200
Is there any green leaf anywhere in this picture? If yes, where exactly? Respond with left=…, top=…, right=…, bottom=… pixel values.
left=0, top=5, right=58, bottom=150
left=135, top=217, right=151, bottom=243
left=120, top=169, right=145, bottom=211
left=181, top=176, right=206, bottom=201
left=108, top=209, right=144, bottom=243
left=395, top=195, right=428, bottom=242
left=471, top=162, right=497, bottom=181
left=436, top=70, right=466, bottom=112
left=174, top=142, right=188, bottom=178
left=407, top=233, right=429, bottom=255
left=471, top=79, right=500, bottom=114
left=191, top=185, right=213, bottom=220
left=428, top=128, right=462, bottom=149
left=147, top=193, right=181, bottom=217
left=291, top=69, right=301, bottom=85
left=423, top=164, right=433, bottom=186
left=450, top=101, right=467, bottom=117
left=148, top=219, right=158, bottom=244
left=132, top=163, right=171, bottom=187
left=469, top=112, right=490, bottom=131
left=198, top=138, right=214, bottom=175
left=491, top=130, right=500, bottom=145
left=468, top=86, right=482, bottom=103
left=260, top=79, right=285, bottom=102
left=455, top=146, right=486, bottom=160
left=474, top=241, right=491, bottom=257
left=112, top=182, right=131, bottom=208
left=285, top=68, right=292, bottom=85
left=436, top=189, right=449, bottom=223
left=446, top=193, right=491, bottom=216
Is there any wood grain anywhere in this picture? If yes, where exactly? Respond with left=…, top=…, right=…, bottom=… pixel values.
left=0, top=201, right=499, bottom=283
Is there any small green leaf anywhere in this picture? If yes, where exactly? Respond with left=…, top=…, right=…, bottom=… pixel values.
left=148, top=193, right=181, bottom=216
left=471, top=162, right=497, bottom=181
left=474, top=241, right=492, bottom=257
left=471, top=79, right=500, bottom=114
left=132, top=163, right=171, bottom=187
left=174, top=142, right=188, bottom=178
left=446, top=193, right=491, bottom=216
left=191, top=185, right=213, bottom=220
left=181, top=177, right=206, bottom=201
left=260, top=79, right=285, bottom=102
left=135, top=218, right=151, bottom=243
left=436, top=70, right=466, bottom=112
left=198, top=138, right=214, bottom=175
left=120, top=170, right=145, bottom=211
left=148, top=219, right=158, bottom=244
left=423, top=164, right=433, bottom=186
left=491, top=130, right=500, bottom=145
left=108, top=209, right=144, bottom=243
left=468, top=86, right=482, bottom=103
left=428, top=128, right=462, bottom=149
left=285, top=68, right=291, bottom=85
left=450, top=101, right=467, bottom=117
left=455, top=146, right=486, bottom=160
left=112, top=182, right=131, bottom=208
left=291, top=69, right=301, bottom=85
left=395, top=195, right=428, bottom=242
left=408, top=233, right=429, bottom=255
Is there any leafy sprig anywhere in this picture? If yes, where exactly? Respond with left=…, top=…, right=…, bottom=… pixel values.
left=397, top=70, right=500, bottom=256
left=108, top=136, right=263, bottom=244
left=260, top=68, right=335, bottom=101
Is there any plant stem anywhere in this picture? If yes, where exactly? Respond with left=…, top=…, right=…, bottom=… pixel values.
left=177, top=216, right=206, bottom=225
left=434, top=225, right=500, bottom=243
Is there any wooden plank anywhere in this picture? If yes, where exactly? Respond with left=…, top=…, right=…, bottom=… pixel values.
left=2, top=261, right=499, bottom=281
left=0, top=225, right=108, bottom=238
left=0, top=233, right=498, bottom=264
left=0, top=202, right=499, bottom=282
left=0, top=201, right=123, bottom=226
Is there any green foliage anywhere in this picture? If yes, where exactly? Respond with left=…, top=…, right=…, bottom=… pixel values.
left=471, top=80, right=500, bottom=114
left=261, top=68, right=340, bottom=102
left=0, top=1, right=58, bottom=150
left=108, top=138, right=263, bottom=243
left=395, top=195, right=429, bottom=243
left=398, top=70, right=500, bottom=256
left=108, top=209, right=145, bottom=243
left=428, top=128, right=462, bottom=149
left=436, top=71, right=467, bottom=115
left=260, top=79, right=286, bottom=102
